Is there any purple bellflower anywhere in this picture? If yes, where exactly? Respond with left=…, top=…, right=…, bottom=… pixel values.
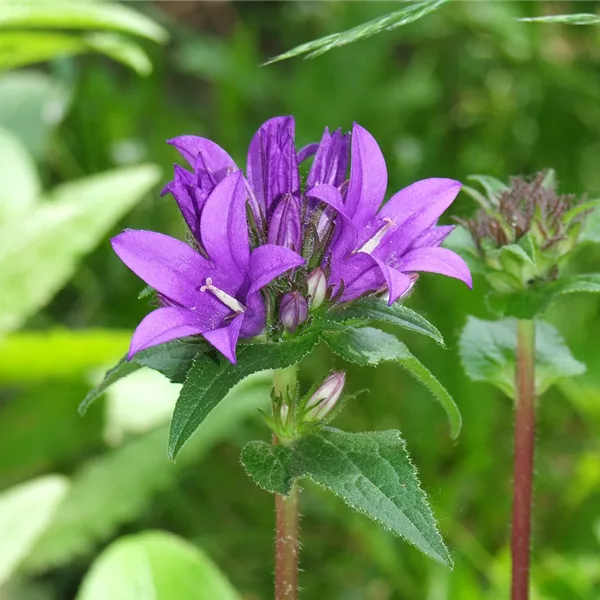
left=113, top=116, right=471, bottom=365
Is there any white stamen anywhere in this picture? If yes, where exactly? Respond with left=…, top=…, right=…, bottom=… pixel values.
left=358, top=217, right=396, bottom=254
left=200, top=277, right=246, bottom=313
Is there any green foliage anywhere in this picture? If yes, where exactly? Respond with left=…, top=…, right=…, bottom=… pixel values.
left=0, top=0, right=168, bottom=74
left=0, top=165, right=161, bottom=336
left=26, top=375, right=270, bottom=572
left=322, top=327, right=461, bottom=438
left=264, top=0, right=446, bottom=63
left=242, top=429, right=451, bottom=567
left=459, top=317, right=586, bottom=398
left=487, top=274, right=600, bottom=319
left=318, top=296, right=445, bottom=346
left=77, top=531, right=240, bottom=600
left=169, top=333, right=319, bottom=459
left=0, top=475, right=69, bottom=585
left=519, top=14, right=600, bottom=25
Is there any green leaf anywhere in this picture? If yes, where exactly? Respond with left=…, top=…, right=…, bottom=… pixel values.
left=264, top=0, right=446, bottom=64
left=0, top=164, right=161, bottom=336
left=0, top=475, right=69, bottom=585
left=466, top=174, right=508, bottom=205
left=459, top=317, right=586, bottom=398
left=518, top=14, right=600, bottom=25
left=0, top=126, right=40, bottom=220
left=79, top=338, right=204, bottom=415
left=0, top=71, right=71, bottom=159
left=0, top=31, right=87, bottom=71
left=580, top=203, right=600, bottom=244
left=323, top=327, right=461, bottom=438
left=0, top=1, right=169, bottom=44
left=169, top=333, right=319, bottom=460
left=319, top=297, right=444, bottom=346
left=77, top=531, right=240, bottom=600
left=241, top=429, right=451, bottom=567
left=0, top=329, right=131, bottom=383
left=443, top=226, right=485, bottom=274
left=487, top=274, right=600, bottom=319
left=26, top=375, right=270, bottom=573
left=84, top=32, right=153, bottom=76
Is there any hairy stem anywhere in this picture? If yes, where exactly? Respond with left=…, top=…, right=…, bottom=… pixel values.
left=511, top=319, right=536, bottom=600
left=273, top=366, right=300, bottom=600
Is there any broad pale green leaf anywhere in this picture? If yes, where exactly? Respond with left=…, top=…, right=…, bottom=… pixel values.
left=319, top=297, right=444, bottom=346
left=0, top=329, right=131, bottom=383
left=169, top=333, right=319, bottom=459
left=265, top=0, right=446, bottom=63
left=241, top=429, right=451, bottom=567
left=0, top=31, right=87, bottom=71
left=323, top=327, right=461, bottom=438
left=0, top=475, right=69, bottom=585
left=581, top=204, right=600, bottom=244
left=0, top=1, right=169, bottom=43
left=0, top=71, right=71, bottom=159
left=77, top=531, right=240, bottom=600
left=487, top=274, right=600, bottom=319
left=459, top=317, right=586, bottom=398
left=0, top=126, right=40, bottom=219
left=0, top=164, right=161, bottom=335
left=79, top=338, right=204, bottom=415
left=84, top=32, right=153, bottom=76
left=26, top=376, right=270, bottom=572
left=519, top=14, right=600, bottom=25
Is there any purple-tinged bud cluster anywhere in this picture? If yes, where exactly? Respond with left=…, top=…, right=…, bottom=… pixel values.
left=112, top=116, right=471, bottom=364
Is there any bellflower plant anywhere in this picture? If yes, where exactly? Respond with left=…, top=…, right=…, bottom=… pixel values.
left=83, top=116, right=472, bottom=600
left=453, top=171, right=600, bottom=600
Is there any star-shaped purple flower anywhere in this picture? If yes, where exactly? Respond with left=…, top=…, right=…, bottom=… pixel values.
left=112, top=171, right=304, bottom=363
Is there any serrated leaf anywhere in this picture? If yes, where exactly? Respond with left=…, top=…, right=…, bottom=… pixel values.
left=487, top=273, right=600, bottom=318
left=518, top=14, right=600, bottom=25
left=264, top=0, right=446, bottom=64
left=319, top=297, right=444, bottom=346
left=77, top=531, right=240, bottom=600
left=169, top=333, right=320, bottom=459
left=0, top=475, right=69, bottom=585
left=241, top=429, right=451, bottom=567
left=323, top=327, right=461, bottom=438
left=0, top=1, right=169, bottom=43
left=459, top=317, right=586, bottom=398
left=26, top=376, right=270, bottom=573
left=0, top=165, right=160, bottom=336
left=79, top=338, right=204, bottom=415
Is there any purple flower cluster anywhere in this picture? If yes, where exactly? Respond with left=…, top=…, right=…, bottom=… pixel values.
left=112, top=117, right=471, bottom=363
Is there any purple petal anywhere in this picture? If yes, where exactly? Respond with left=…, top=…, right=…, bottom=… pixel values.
left=161, top=164, right=203, bottom=239
left=373, top=178, right=461, bottom=259
left=203, top=314, right=244, bottom=363
left=167, top=135, right=237, bottom=181
left=267, top=194, right=302, bottom=252
left=128, top=307, right=207, bottom=358
left=200, top=171, right=250, bottom=276
left=111, top=230, right=212, bottom=307
left=396, top=247, right=472, bottom=288
left=408, top=225, right=455, bottom=251
left=240, top=292, right=266, bottom=338
left=330, top=253, right=385, bottom=303
left=297, top=142, right=319, bottom=164
left=247, top=244, right=305, bottom=297
left=246, top=116, right=295, bottom=213
left=344, top=123, right=388, bottom=230
left=306, top=183, right=357, bottom=259
left=306, top=127, right=350, bottom=190
left=372, top=258, right=413, bottom=305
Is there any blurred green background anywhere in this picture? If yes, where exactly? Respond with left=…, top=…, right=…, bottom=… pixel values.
left=1, top=1, right=599, bottom=598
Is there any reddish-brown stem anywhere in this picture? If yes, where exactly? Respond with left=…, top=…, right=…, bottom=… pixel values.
left=273, top=366, right=300, bottom=600
left=275, top=483, right=299, bottom=600
left=511, top=319, right=536, bottom=600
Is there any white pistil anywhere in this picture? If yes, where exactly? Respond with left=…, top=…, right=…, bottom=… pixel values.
left=200, top=277, right=246, bottom=313
left=358, top=217, right=396, bottom=254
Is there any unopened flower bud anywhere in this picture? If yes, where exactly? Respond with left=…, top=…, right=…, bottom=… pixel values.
left=307, top=268, right=328, bottom=309
left=304, top=372, right=345, bottom=421
left=279, top=403, right=289, bottom=424
left=268, top=194, right=302, bottom=252
left=279, top=292, right=308, bottom=333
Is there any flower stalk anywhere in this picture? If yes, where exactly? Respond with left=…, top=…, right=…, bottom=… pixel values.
left=272, top=365, right=300, bottom=600
left=511, top=319, right=536, bottom=600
